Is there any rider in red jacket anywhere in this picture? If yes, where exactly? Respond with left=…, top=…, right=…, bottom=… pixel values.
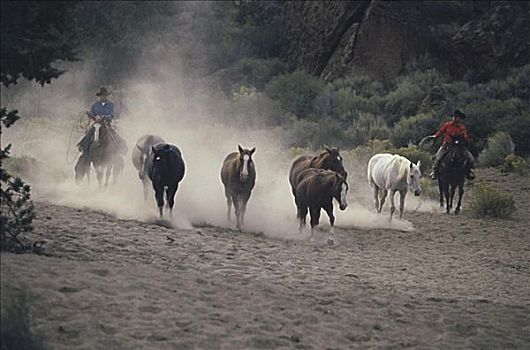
left=430, top=109, right=475, bottom=180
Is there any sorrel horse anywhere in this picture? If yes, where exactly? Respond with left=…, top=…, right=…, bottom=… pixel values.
left=220, top=145, right=256, bottom=230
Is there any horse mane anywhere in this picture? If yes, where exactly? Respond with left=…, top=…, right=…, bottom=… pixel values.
left=311, top=151, right=328, bottom=168
left=395, top=155, right=411, bottom=181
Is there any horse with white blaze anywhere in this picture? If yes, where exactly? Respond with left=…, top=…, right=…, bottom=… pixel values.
left=367, top=153, right=422, bottom=220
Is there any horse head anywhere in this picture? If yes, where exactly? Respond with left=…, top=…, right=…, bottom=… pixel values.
left=137, top=144, right=149, bottom=180
left=447, top=135, right=466, bottom=168
left=92, top=121, right=109, bottom=145
left=315, top=146, right=347, bottom=179
left=408, top=160, right=422, bottom=196
left=237, top=145, right=255, bottom=182
left=332, top=172, right=349, bottom=211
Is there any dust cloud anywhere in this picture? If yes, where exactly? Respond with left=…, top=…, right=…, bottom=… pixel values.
left=1, top=38, right=428, bottom=241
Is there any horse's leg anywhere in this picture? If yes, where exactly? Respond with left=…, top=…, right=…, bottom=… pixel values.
left=95, top=164, right=103, bottom=188
left=309, top=206, right=321, bottom=234
left=298, top=205, right=308, bottom=233
left=371, top=183, right=380, bottom=213
left=454, top=183, right=464, bottom=215
left=225, top=189, right=232, bottom=222
left=143, top=179, right=149, bottom=201
left=112, top=159, right=120, bottom=185
left=449, top=184, right=457, bottom=214
left=399, top=190, right=407, bottom=219
left=379, top=190, right=388, bottom=213
left=240, top=192, right=251, bottom=229
left=166, top=184, right=178, bottom=217
left=153, top=184, right=165, bottom=218
left=438, top=179, right=444, bottom=207
left=323, top=203, right=335, bottom=234
left=104, top=164, right=111, bottom=187
left=444, top=183, right=451, bottom=214
left=389, top=189, right=397, bottom=221
left=233, top=194, right=241, bottom=230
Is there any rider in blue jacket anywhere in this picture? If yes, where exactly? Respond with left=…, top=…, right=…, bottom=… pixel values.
left=77, top=87, right=126, bottom=154
left=88, top=87, right=115, bottom=123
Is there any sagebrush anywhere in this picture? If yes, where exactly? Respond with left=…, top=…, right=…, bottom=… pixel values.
left=469, top=183, right=516, bottom=218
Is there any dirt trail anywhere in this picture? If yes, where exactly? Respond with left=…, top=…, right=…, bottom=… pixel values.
left=2, top=169, right=530, bottom=350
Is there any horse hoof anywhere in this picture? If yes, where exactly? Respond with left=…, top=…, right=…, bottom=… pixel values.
left=454, top=209, right=460, bottom=215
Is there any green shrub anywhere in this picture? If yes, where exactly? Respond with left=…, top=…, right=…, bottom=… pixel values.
left=390, top=113, right=443, bottom=147
left=329, top=74, right=388, bottom=98
left=1, top=145, right=35, bottom=253
left=282, top=117, right=319, bottom=148
left=388, top=145, right=433, bottom=172
left=231, top=58, right=287, bottom=90
left=342, top=139, right=393, bottom=171
left=384, top=69, right=442, bottom=123
left=313, top=117, right=350, bottom=149
left=265, top=70, right=325, bottom=119
left=501, top=154, right=528, bottom=175
left=334, top=87, right=383, bottom=118
left=420, top=178, right=439, bottom=200
left=469, top=183, right=516, bottom=218
left=495, top=112, right=530, bottom=157
left=479, top=132, right=515, bottom=167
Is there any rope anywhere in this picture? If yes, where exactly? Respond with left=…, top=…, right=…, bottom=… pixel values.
left=66, top=113, right=90, bottom=165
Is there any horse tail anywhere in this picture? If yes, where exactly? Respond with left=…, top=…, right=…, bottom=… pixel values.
left=367, top=157, right=374, bottom=185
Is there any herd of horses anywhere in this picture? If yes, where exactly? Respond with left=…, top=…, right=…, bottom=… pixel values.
left=74, top=122, right=472, bottom=235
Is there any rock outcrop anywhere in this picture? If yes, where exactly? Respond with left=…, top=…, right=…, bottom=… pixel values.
left=239, top=0, right=530, bottom=81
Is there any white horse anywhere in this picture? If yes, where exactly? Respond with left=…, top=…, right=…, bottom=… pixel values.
left=367, top=153, right=422, bottom=220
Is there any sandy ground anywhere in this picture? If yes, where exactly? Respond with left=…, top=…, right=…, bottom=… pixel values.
left=2, top=168, right=530, bottom=350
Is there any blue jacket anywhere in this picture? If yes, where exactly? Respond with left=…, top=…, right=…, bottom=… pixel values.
left=89, top=101, right=115, bottom=122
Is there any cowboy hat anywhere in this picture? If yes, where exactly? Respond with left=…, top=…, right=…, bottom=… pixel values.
left=96, top=87, right=111, bottom=96
left=453, top=109, right=466, bottom=119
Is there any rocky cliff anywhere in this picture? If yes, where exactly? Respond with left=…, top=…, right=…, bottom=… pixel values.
left=238, top=0, right=530, bottom=81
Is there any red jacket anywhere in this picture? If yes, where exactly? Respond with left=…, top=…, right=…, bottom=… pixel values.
left=435, top=120, right=468, bottom=144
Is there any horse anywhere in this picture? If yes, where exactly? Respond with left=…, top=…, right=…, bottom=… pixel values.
left=437, top=136, right=468, bottom=214
left=132, top=134, right=165, bottom=200
left=295, top=168, right=348, bottom=235
left=367, top=153, right=422, bottom=221
left=75, top=121, right=124, bottom=187
left=220, top=145, right=256, bottom=230
left=145, top=143, right=185, bottom=218
left=289, top=146, right=347, bottom=198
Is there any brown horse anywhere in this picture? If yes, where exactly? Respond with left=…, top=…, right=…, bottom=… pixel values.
left=289, top=146, right=347, bottom=202
left=132, top=134, right=165, bottom=200
left=295, top=168, right=348, bottom=234
left=220, top=145, right=256, bottom=230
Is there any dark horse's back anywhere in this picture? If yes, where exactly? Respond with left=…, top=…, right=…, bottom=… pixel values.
left=289, top=155, right=313, bottom=194
left=132, top=134, right=166, bottom=172
left=295, top=169, right=335, bottom=207
left=146, top=143, right=185, bottom=217
left=289, top=149, right=347, bottom=195
left=147, top=143, right=185, bottom=185
left=439, top=143, right=467, bottom=185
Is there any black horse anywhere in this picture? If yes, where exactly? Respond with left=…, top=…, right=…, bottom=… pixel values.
left=437, top=136, right=468, bottom=214
left=145, top=143, right=185, bottom=218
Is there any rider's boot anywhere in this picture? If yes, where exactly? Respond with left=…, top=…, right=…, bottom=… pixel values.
left=430, top=162, right=438, bottom=180
left=466, top=166, right=476, bottom=180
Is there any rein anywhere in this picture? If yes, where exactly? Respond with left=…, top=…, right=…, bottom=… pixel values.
left=66, top=112, right=89, bottom=165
